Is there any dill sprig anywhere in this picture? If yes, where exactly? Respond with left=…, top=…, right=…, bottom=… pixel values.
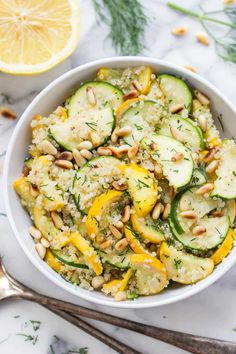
left=92, top=0, right=147, bottom=55
left=168, top=2, right=236, bottom=64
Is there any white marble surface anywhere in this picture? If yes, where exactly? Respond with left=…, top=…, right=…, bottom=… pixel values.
left=1, top=0, right=236, bottom=353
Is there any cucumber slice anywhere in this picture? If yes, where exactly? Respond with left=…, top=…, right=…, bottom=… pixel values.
left=190, top=166, right=206, bottom=186
left=68, top=81, right=123, bottom=112
left=120, top=100, right=167, bottom=145
left=100, top=252, right=131, bottom=269
left=169, top=188, right=230, bottom=250
left=157, top=116, right=205, bottom=150
left=211, top=140, right=236, bottom=199
left=51, top=249, right=89, bottom=269
left=158, top=74, right=192, bottom=116
left=142, top=134, right=194, bottom=189
left=49, top=106, right=114, bottom=151
left=71, top=156, right=122, bottom=213
left=160, top=242, right=214, bottom=284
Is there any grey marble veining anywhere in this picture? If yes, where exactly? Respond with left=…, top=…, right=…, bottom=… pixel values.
left=0, top=0, right=236, bottom=353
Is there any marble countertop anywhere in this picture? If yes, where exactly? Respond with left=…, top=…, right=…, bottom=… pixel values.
left=1, top=0, right=236, bottom=353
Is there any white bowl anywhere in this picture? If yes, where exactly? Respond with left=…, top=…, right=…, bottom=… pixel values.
left=3, top=57, right=236, bottom=308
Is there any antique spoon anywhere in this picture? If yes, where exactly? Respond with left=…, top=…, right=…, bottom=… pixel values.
left=0, top=259, right=235, bottom=354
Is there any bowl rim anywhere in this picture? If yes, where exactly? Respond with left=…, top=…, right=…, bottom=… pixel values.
left=3, top=56, right=236, bottom=308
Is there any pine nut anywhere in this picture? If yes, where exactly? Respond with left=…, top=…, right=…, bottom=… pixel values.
left=55, top=159, right=73, bottom=169
left=97, top=146, right=113, bottom=156
left=35, top=243, right=46, bottom=259
left=179, top=210, right=197, bottom=219
left=51, top=211, right=63, bottom=229
left=194, top=90, right=210, bottom=105
left=92, top=276, right=104, bottom=289
left=123, top=90, right=139, bottom=100
left=41, top=237, right=50, bottom=248
left=112, top=180, right=127, bottom=191
left=196, top=32, right=209, bottom=46
left=72, top=148, right=87, bottom=167
left=109, top=224, right=122, bottom=239
left=0, top=106, right=17, bottom=119
left=22, top=166, right=30, bottom=176
left=170, top=126, right=184, bottom=142
left=163, top=203, right=171, bottom=219
left=121, top=205, right=131, bottom=224
left=152, top=203, right=164, bottom=220
left=86, top=86, right=96, bottom=106
left=150, top=142, right=158, bottom=151
left=170, top=103, right=185, bottom=114
left=57, top=151, right=73, bottom=161
left=183, top=65, right=197, bottom=73
left=115, top=126, right=132, bottom=137
left=111, top=127, right=119, bottom=143
left=109, top=145, right=130, bottom=157
left=170, top=186, right=176, bottom=199
left=206, top=160, right=219, bottom=174
left=114, top=221, right=124, bottom=229
left=179, top=196, right=190, bottom=211
left=99, top=239, right=113, bottom=250
left=115, top=238, right=128, bottom=251
left=90, top=132, right=101, bottom=147
left=132, top=79, right=143, bottom=92
left=128, top=144, right=139, bottom=160
left=171, top=26, right=188, bottom=36
left=211, top=210, right=224, bottom=217
left=192, top=225, right=206, bottom=236
left=30, top=184, right=39, bottom=197
left=154, top=163, right=163, bottom=178
left=80, top=149, right=93, bottom=160
left=198, top=115, right=207, bottom=132
left=202, top=149, right=216, bottom=163
left=78, top=140, right=93, bottom=151
left=122, top=205, right=131, bottom=223
left=195, top=183, right=214, bottom=195
left=151, top=73, right=156, bottom=80
left=40, top=140, right=58, bottom=155
left=29, top=226, right=41, bottom=240
left=115, top=291, right=127, bottom=301
left=171, top=152, right=184, bottom=162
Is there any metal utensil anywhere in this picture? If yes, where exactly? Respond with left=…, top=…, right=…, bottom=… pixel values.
left=1, top=260, right=236, bottom=354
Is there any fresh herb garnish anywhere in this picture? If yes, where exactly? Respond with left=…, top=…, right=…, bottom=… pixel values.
left=85, top=122, right=97, bottom=131
left=174, top=258, right=182, bottom=269
left=16, top=334, right=38, bottom=345
left=136, top=178, right=150, bottom=189
left=92, top=0, right=147, bottom=55
left=168, top=2, right=236, bottom=64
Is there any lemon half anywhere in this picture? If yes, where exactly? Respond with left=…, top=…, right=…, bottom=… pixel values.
left=0, top=0, right=80, bottom=74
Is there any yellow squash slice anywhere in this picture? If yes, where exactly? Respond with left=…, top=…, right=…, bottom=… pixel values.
left=86, top=190, right=123, bottom=238
left=45, top=250, right=62, bottom=273
left=116, top=98, right=141, bottom=120
left=160, top=242, right=214, bottom=284
left=130, top=254, right=167, bottom=295
left=211, top=228, right=236, bottom=265
left=13, top=177, right=35, bottom=213
left=131, top=213, right=164, bottom=243
left=70, top=231, right=103, bottom=275
left=0, top=0, right=80, bottom=74
left=119, top=164, right=158, bottom=217
left=124, top=226, right=149, bottom=254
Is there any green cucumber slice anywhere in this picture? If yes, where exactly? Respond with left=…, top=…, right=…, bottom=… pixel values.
left=157, top=115, right=205, bottom=150
left=169, top=187, right=230, bottom=250
left=51, top=249, right=89, bottom=269
left=158, top=74, right=192, bottom=116
left=68, top=81, right=123, bottom=112
left=71, top=156, right=122, bottom=213
left=211, top=140, right=236, bottom=199
left=142, top=134, right=194, bottom=189
left=99, top=252, right=130, bottom=269
left=120, top=100, right=167, bottom=145
left=48, top=106, right=114, bottom=151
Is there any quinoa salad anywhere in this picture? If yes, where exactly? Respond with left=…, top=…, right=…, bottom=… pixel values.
left=14, top=66, right=236, bottom=301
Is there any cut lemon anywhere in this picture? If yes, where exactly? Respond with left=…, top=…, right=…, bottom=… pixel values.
left=0, top=0, right=80, bottom=74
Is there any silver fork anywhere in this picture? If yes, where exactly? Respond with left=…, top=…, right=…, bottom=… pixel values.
left=1, top=259, right=236, bottom=354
